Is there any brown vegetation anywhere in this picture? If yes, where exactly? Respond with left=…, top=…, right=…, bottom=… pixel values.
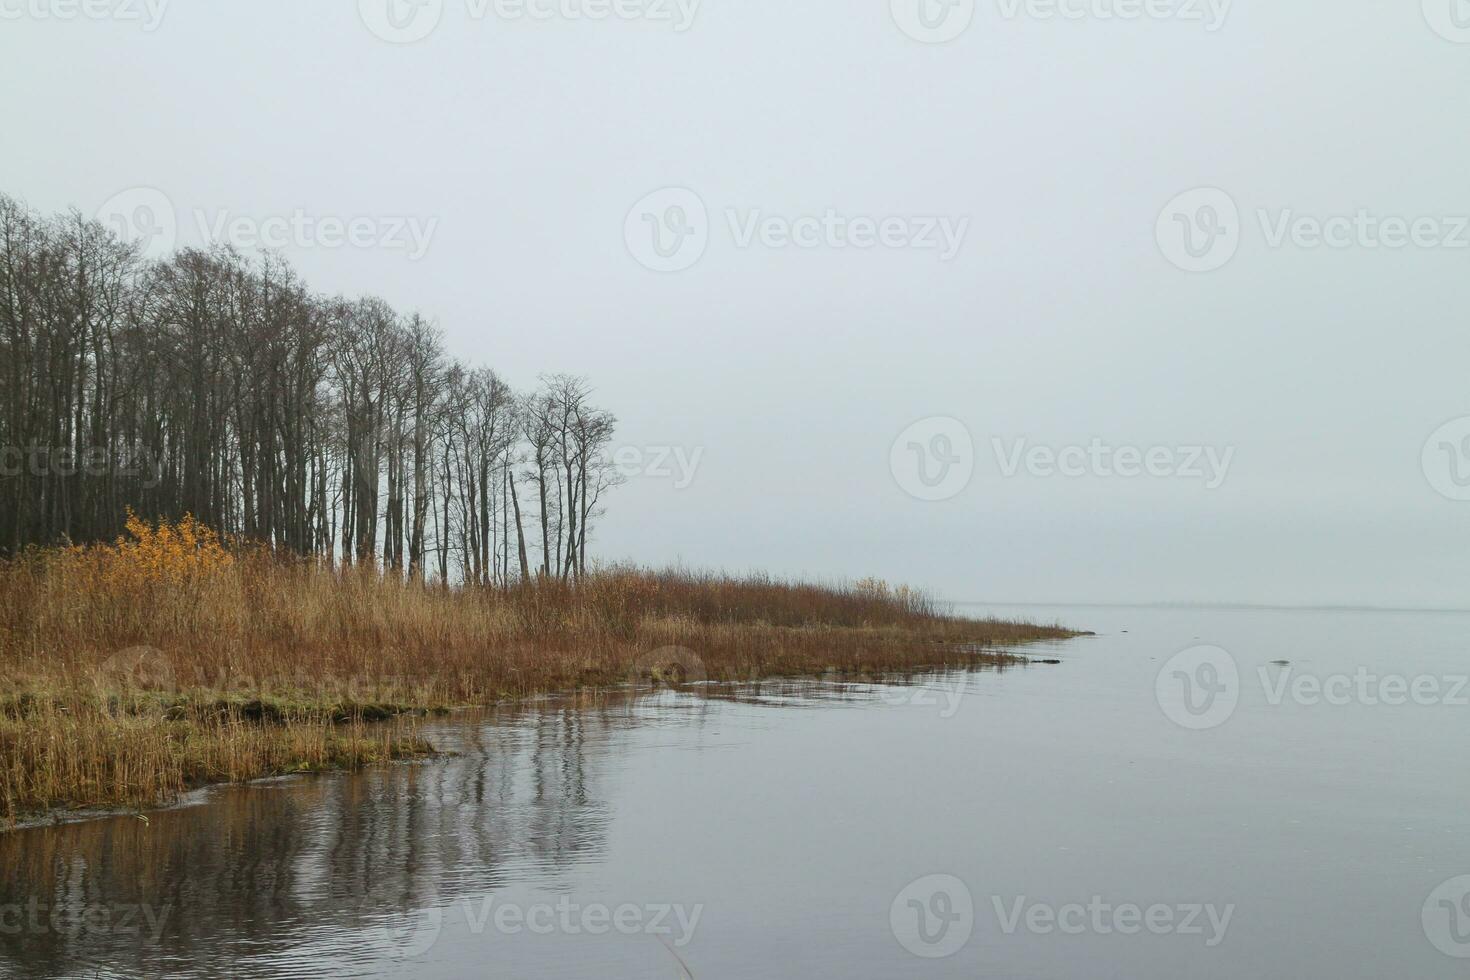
left=0, top=520, right=1073, bottom=827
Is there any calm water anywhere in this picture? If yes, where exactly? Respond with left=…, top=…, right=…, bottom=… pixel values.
left=3, top=605, right=1469, bottom=979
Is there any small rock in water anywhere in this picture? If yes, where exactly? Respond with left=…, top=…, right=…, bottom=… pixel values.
left=1271, top=659, right=1291, bottom=666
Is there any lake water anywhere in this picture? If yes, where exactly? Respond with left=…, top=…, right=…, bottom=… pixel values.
left=3, top=605, right=1469, bottom=979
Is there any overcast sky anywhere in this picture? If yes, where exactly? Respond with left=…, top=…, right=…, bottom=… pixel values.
left=5, top=0, right=1469, bottom=607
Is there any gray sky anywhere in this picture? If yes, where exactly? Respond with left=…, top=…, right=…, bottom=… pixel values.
left=6, top=0, right=1470, bottom=607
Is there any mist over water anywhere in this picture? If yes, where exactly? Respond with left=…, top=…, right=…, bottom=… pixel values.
left=4, top=606, right=1467, bottom=979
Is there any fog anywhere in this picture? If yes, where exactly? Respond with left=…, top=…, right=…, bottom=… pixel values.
left=6, top=0, right=1468, bottom=606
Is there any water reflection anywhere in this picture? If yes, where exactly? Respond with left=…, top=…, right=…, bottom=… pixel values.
left=0, top=695, right=641, bottom=978
left=9, top=611, right=1465, bottom=978
left=0, top=667, right=1024, bottom=979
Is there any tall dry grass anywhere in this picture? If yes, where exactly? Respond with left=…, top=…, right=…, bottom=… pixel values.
left=0, top=515, right=1073, bottom=825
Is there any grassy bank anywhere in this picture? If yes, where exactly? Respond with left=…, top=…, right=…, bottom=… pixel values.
left=0, top=517, right=1074, bottom=827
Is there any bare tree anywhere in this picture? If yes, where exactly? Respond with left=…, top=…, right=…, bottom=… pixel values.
left=0, top=192, right=623, bottom=585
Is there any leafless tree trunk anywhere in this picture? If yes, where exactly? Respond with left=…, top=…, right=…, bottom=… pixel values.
left=0, top=192, right=623, bottom=583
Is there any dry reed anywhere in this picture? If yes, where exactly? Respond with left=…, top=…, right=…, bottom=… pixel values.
left=0, top=516, right=1073, bottom=826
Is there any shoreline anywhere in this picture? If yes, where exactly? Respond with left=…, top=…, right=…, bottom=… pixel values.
left=1, top=555, right=1079, bottom=829
left=2, top=628, right=1081, bottom=834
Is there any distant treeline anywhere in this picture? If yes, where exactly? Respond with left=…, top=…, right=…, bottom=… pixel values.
left=0, top=193, right=618, bottom=582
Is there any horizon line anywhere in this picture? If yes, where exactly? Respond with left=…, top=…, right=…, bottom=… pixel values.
left=947, top=599, right=1470, bottom=615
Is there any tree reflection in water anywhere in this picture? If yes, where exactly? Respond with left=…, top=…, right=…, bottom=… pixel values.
left=0, top=669, right=1014, bottom=978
